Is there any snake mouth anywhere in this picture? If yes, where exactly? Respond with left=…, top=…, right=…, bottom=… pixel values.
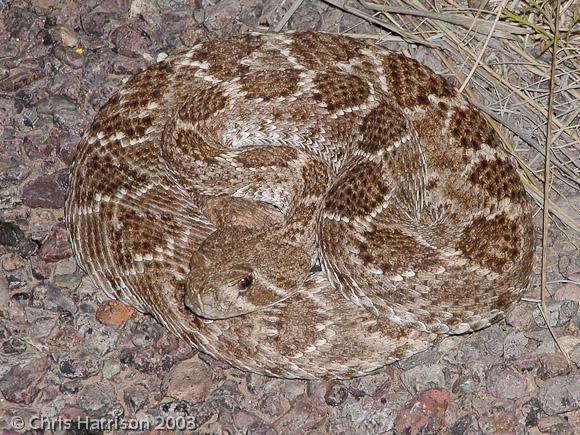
left=184, top=281, right=258, bottom=320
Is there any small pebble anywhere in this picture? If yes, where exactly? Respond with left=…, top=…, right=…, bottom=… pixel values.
left=131, top=318, right=162, bottom=347
left=21, top=176, right=66, bottom=209
left=38, top=224, right=72, bottom=263
left=95, top=300, right=136, bottom=327
left=1, top=252, right=26, bottom=271
left=538, top=353, right=571, bottom=379
left=31, top=283, right=77, bottom=314
left=324, top=382, right=348, bottom=406
left=537, top=415, right=573, bottom=434
left=532, top=300, right=578, bottom=328
left=538, top=375, right=579, bottom=415
left=59, top=352, right=102, bottom=379
left=123, top=384, right=149, bottom=412
left=447, top=414, right=481, bottom=435
left=0, top=356, right=50, bottom=404
left=555, top=282, right=580, bottom=302
left=400, top=363, right=448, bottom=395
left=56, top=26, right=79, bottom=47
left=0, top=220, right=37, bottom=258
left=393, top=389, right=449, bottom=435
left=486, top=364, right=528, bottom=400
left=258, top=392, right=283, bottom=417
left=163, top=355, right=216, bottom=403
left=521, top=397, right=542, bottom=427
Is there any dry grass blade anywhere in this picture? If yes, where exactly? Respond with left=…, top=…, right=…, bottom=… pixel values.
left=459, top=0, right=509, bottom=93
left=361, top=2, right=532, bottom=39
left=539, top=0, right=571, bottom=364
left=320, top=0, right=440, bottom=47
left=274, top=0, right=305, bottom=32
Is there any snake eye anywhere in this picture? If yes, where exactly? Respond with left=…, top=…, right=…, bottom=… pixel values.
left=238, top=275, right=253, bottom=291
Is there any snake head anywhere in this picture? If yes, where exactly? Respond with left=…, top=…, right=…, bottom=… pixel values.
left=185, top=254, right=261, bottom=319
left=185, top=226, right=311, bottom=319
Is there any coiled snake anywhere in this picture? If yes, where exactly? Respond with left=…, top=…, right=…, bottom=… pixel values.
left=66, top=33, right=534, bottom=379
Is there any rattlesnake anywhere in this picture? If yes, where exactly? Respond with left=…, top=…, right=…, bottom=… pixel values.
left=66, top=32, right=534, bottom=379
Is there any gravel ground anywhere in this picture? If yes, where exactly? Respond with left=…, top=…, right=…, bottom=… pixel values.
left=0, top=1, right=578, bottom=434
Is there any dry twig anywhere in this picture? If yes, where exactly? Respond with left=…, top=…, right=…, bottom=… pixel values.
left=538, top=0, right=571, bottom=364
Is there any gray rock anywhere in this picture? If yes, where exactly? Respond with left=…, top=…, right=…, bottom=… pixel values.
left=59, top=352, right=102, bottom=379
left=537, top=415, right=574, bottom=434
left=54, top=257, right=79, bottom=276
left=400, top=363, right=448, bottom=395
left=131, top=318, right=162, bottom=347
left=481, top=324, right=507, bottom=357
left=452, top=373, right=480, bottom=394
left=22, top=175, right=66, bottom=209
left=31, top=283, right=77, bottom=314
left=204, top=0, right=241, bottom=36
left=119, top=346, right=176, bottom=376
left=258, top=392, right=283, bottom=416
left=2, top=336, right=27, bottom=354
left=36, top=94, right=77, bottom=113
left=51, top=272, right=82, bottom=290
left=532, top=300, right=578, bottom=328
left=0, top=355, right=50, bottom=404
left=6, top=267, right=29, bottom=291
left=81, top=7, right=116, bottom=37
left=102, top=358, right=122, bottom=380
left=77, top=383, right=119, bottom=415
left=279, top=379, right=307, bottom=404
left=346, top=369, right=392, bottom=397
left=538, top=353, right=571, bottom=379
left=38, top=224, right=72, bottom=262
left=110, top=23, right=156, bottom=59
left=30, top=256, right=53, bottom=279
left=239, top=0, right=264, bottom=27
left=448, top=414, right=481, bottom=435
left=539, top=375, right=579, bottom=415
left=305, top=379, right=327, bottom=400
left=60, top=379, right=82, bottom=394
left=76, top=312, right=119, bottom=355
left=521, top=397, right=542, bottom=427
left=26, top=310, right=58, bottom=339
left=503, top=331, right=529, bottom=360
left=164, top=356, right=216, bottom=403
left=0, top=220, right=37, bottom=257
left=395, top=345, right=441, bottom=370
left=486, top=364, right=528, bottom=400
left=123, top=384, right=149, bottom=412
left=505, top=303, right=537, bottom=331
left=324, top=382, right=348, bottom=406
left=289, top=2, right=322, bottom=32
left=555, top=283, right=580, bottom=303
